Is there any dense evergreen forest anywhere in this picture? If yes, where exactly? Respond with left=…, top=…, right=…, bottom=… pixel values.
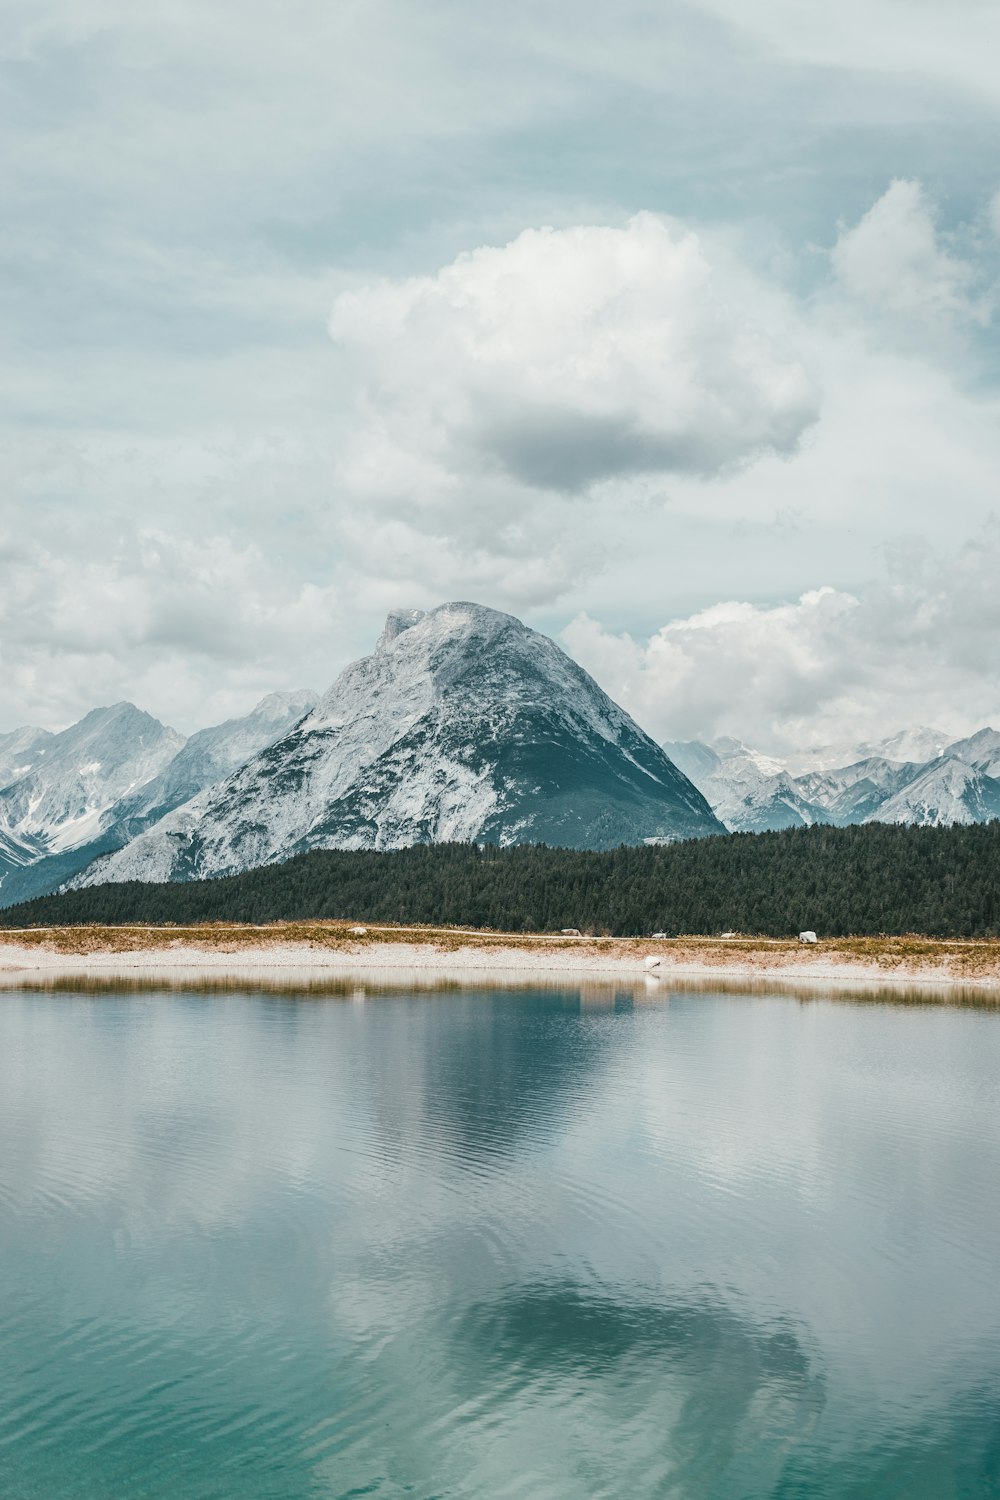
left=2, top=821, right=999, bottom=937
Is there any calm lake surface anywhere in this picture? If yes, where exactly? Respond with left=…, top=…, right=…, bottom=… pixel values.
left=0, top=981, right=998, bottom=1499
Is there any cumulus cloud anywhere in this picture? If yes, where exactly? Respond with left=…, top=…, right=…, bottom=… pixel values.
left=329, top=214, right=819, bottom=517
left=563, top=529, right=1000, bottom=755
left=7, top=0, right=1000, bottom=747
left=6, top=179, right=1000, bottom=739
left=0, top=523, right=342, bottom=732
left=831, top=180, right=990, bottom=341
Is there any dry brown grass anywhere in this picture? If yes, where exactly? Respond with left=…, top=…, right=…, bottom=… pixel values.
left=3, top=921, right=1000, bottom=978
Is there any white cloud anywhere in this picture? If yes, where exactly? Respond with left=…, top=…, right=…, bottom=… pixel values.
left=563, top=528, right=1000, bottom=755
left=329, top=214, right=819, bottom=517
left=830, top=179, right=989, bottom=341
left=4, top=181, right=1000, bottom=741
left=5, top=1, right=1000, bottom=748
left=0, top=524, right=341, bottom=732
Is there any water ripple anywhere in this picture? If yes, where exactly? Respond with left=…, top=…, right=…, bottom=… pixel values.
left=0, top=986, right=998, bottom=1497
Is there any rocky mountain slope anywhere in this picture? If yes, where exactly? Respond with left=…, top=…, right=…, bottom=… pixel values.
left=107, top=690, right=317, bottom=837
left=74, top=602, right=723, bottom=886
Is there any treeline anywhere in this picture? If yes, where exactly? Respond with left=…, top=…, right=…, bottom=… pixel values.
left=2, top=821, right=999, bottom=937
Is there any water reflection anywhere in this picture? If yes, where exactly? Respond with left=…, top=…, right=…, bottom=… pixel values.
left=448, top=1280, right=825, bottom=1496
left=0, top=985, right=997, bottom=1498
left=3, top=965, right=999, bottom=1009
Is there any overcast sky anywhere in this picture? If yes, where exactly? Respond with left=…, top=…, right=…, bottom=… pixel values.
left=3, top=0, right=1000, bottom=754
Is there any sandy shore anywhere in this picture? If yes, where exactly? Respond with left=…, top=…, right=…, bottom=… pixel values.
left=2, top=923, right=1000, bottom=1000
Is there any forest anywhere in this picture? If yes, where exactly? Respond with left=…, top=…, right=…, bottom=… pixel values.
left=2, top=820, right=999, bottom=938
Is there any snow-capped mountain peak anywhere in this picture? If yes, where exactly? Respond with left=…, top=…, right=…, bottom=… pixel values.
left=664, top=737, right=827, bottom=833
left=871, top=755, right=1000, bottom=827
left=0, top=703, right=184, bottom=866
left=109, top=687, right=320, bottom=830
left=0, top=725, right=54, bottom=792
left=0, top=692, right=318, bottom=906
left=942, top=727, right=1000, bottom=777
left=667, top=723, right=1000, bottom=833
left=73, top=602, right=722, bottom=887
left=865, top=726, right=952, bottom=765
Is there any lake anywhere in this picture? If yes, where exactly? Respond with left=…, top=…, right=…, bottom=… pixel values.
left=0, top=979, right=998, bottom=1498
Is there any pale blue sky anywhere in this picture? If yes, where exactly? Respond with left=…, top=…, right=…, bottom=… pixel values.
left=3, top=0, right=1000, bottom=751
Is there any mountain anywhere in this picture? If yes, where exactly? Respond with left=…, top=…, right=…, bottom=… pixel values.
left=664, top=738, right=828, bottom=833
left=3, top=605, right=994, bottom=900
left=0, top=725, right=54, bottom=791
left=672, top=726, right=1000, bottom=832
left=859, top=726, right=951, bottom=765
left=73, top=602, right=723, bottom=887
left=0, top=691, right=316, bottom=907
left=941, top=728, right=1000, bottom=778
left=0, top=703, right=184, bottom=857
left=793, top=757, right=921, bottom=825
left=108, top=689, right=318, bottom=836
left=0, top=704, right=184, bottom=900
left=871, top=756, right=1000, bottom=827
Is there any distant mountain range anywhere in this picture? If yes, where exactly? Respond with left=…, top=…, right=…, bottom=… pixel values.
left=0, top=692, right=317, bottom=905
left=0, top=600, right=996, bottom=908
left=664, top=728, right=1000, bottom=833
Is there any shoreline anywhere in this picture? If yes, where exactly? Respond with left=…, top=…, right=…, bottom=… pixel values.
left=2, top=923, right=1000, bottom=999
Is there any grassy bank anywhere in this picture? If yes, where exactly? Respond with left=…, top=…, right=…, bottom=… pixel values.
left=4, top=921, right=1000, bottom=982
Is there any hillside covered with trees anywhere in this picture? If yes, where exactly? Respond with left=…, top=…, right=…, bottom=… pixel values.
left=2, top=821, right=998, bottom=938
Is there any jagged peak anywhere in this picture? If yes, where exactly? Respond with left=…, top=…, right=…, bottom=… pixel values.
left=77, top=701, right=145, bottom=722
left=375, top=601, right=530, bottom=654
left=68, top=701, right=179, bottom=734
left=250, top=689, right=318, bottom=720
left=0, top=722, right=50, bottom=740
left=376, top=608, right=427, bottom=651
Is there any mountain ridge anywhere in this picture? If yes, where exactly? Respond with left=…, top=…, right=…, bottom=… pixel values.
left=2, top=603, right=998, bottom=902
left=0, top=691, right=316, bottom=906
left=670, top=729, right=1000, bottom=832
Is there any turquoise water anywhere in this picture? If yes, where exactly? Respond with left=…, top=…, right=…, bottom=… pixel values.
left=0, top=982, right=998, bottom=1498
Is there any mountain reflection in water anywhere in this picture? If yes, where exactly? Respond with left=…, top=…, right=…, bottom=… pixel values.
left=0, top=983, right=998, bottom=1498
